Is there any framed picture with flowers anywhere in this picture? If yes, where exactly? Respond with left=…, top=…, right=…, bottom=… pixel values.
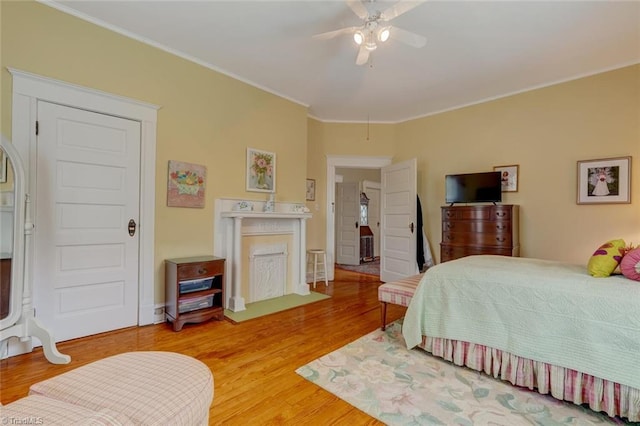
left=167, top=160, right=206, bottom=208
left=247, top=148, right=276, bottom=193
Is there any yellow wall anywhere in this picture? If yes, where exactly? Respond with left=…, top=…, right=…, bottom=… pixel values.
left=1, top=1, right=308, bottom=302
left=307, top=65, right=639, bottom=265
left=398, top=65, right=640, bottom=264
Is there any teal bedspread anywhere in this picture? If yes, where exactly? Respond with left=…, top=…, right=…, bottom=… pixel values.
left=402, top=255, right=640, bottom=389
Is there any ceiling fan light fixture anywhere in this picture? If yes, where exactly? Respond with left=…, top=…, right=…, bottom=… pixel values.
left=364, top=31, right=377, bottom=51
left=378, top=27, right=390, bottom=42
left=354, top=31, right=364, bottom=45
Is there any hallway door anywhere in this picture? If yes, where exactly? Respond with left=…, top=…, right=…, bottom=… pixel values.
left=335, top=182, right=360, bottom=265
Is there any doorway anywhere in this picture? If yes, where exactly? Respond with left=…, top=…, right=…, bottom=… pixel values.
left=334, top=171, right=382, bottom=276
left=325, top=155, right=392, bottom=281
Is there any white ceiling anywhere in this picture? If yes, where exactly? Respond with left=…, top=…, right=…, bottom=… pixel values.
left=48, top=0, right=640, bottom=123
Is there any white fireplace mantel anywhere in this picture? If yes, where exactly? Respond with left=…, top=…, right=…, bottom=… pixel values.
left=221, top=211, right=312, bottom=220
left=214, top=199, right=312, bottom=312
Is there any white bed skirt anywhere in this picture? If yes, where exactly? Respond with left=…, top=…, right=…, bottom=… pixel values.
left=419, top=336, right=639, bottom=422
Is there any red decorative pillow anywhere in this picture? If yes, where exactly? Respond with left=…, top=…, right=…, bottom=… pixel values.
left=620, top=248, right=640, bottom=281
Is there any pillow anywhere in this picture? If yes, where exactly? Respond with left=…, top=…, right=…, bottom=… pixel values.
left=620, top=248, right=640, bottom=281
left=587, top=239, right=626, bottom=277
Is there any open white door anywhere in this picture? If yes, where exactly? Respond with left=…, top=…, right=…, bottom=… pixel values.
left=335, top=182, right=360, bottom=265
left=380, top=159, right=418, bottom=282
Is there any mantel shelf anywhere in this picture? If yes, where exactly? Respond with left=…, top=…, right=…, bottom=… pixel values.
left=221, top=211, right=312, bottom=220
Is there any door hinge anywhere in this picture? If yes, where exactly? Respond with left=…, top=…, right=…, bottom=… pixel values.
left=35, top=121, right=39, bottom=136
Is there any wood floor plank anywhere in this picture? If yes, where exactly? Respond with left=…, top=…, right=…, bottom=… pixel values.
left=0, top=268, right=408, bottom=424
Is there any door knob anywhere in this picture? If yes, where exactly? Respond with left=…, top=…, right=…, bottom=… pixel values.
left=409, top=222, right=414, bottom=233
left=128, top=219, right=137, bottom=237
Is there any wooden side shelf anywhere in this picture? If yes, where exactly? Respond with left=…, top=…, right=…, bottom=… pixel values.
left=165, top=256, right=225, bottom=332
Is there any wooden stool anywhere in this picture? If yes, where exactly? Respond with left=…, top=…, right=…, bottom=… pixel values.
left=306, top=249, right=328, bottom=289
left=378, top=273, right=423, bottom=330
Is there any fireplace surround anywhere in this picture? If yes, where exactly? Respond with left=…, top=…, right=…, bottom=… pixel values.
left=214, top=199, right=312, bottom=312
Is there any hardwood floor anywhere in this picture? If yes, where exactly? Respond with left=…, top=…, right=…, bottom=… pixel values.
left=0, top=268, right=407, bottom=425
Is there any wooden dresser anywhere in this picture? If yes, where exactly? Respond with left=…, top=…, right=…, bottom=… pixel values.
left=440, top=204, right=519, bottom=263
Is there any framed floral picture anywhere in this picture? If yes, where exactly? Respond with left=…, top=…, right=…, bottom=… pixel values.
left=247, top=148, right=276, bottom=193
left=577, top=156, right=631, bottom=204
left=167, top=160, right=206, bottom=208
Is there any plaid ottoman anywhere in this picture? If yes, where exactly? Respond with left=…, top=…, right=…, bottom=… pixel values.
left=378, top=273, right=423, bottom=330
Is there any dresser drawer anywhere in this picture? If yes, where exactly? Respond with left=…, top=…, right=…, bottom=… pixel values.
left=442, top=205, right=512, bottom=221
left=177, top=261, right=223, bottom=280
left=442, top=231, right=513, bottom=247
left=443, top=220, right=511, bottom=233
left=440, top=244, right=514, bottom=262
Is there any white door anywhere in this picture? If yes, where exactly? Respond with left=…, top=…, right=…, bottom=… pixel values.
left=34, top=101, right=141, bottom=342
left=380, top=159, right=418, bottom=282
left=362, top=182, right=380, bottom=259
left=335, top=182, right=360, bottom=265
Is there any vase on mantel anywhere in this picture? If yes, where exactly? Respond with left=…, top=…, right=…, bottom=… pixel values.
left=263, top=193, right=275, bottom=212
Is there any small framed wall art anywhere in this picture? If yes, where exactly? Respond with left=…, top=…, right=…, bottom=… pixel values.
left=306, top=178, right=316, bottom=201
left=247, top=148, right=276, bottom=193
left=0, top=149, right=6, bottom=183
left=167, top=160, right=206, bottom=208
left=577, top=156, right=631, bottom=204
left=493, top=164, right=519, bottom=192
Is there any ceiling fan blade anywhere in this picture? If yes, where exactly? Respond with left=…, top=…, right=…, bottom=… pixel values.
left=347, top=0, right=369, bottom=20
left=313, top=26, right=359, bottom=40
left=390, top=26, right=427, bottom=48
left=355, top=45, right=370, bottom=66
left=380, top=0, right=426, bottom=21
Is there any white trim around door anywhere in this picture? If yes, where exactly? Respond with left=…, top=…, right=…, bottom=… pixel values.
left=9, top=68, right=158, bottom=328
left=325, top=155, right=392, bottom=281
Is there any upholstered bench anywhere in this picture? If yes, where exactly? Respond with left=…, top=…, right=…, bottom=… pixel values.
left=3, top=351, right=214, bottom=425
left=378, top=273, right=424, bottom=330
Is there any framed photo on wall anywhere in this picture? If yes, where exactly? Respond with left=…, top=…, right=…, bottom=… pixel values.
left=577, top=156, right=631, bottom=204
left=247, top=148, right=276, bottom=193
left=306, top=178, right=316, bottom=201
left=493, top=164, right=519, bottom=192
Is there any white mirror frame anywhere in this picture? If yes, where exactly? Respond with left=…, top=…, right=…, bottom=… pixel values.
left=0, top=137, right=70, bottom=364
left=0, top=136, right=25, bottom=330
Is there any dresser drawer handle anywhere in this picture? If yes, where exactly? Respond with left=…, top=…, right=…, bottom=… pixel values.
left=496, top=211, right=506, bottom=217
left=447, top=235, right=454, bottom=241
left=198, top=268, right=208, bottom=275
left=496, top=224, right=506, bottom=230
left=496, top=237, right=506, bottom=243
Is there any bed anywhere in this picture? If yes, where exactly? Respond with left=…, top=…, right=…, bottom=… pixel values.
left=402, top=255, right=640, bottom=422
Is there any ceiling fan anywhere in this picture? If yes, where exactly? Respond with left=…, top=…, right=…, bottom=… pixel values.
left=314, top=0, right=427, bottom=65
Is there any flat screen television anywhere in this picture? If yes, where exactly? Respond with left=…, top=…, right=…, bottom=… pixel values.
left=445, top=171, right=502, bottom=204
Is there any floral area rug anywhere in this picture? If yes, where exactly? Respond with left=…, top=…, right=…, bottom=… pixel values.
left=335, top=258, right=380, bottom=276
left=296, top=320, right=623, bottom=425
